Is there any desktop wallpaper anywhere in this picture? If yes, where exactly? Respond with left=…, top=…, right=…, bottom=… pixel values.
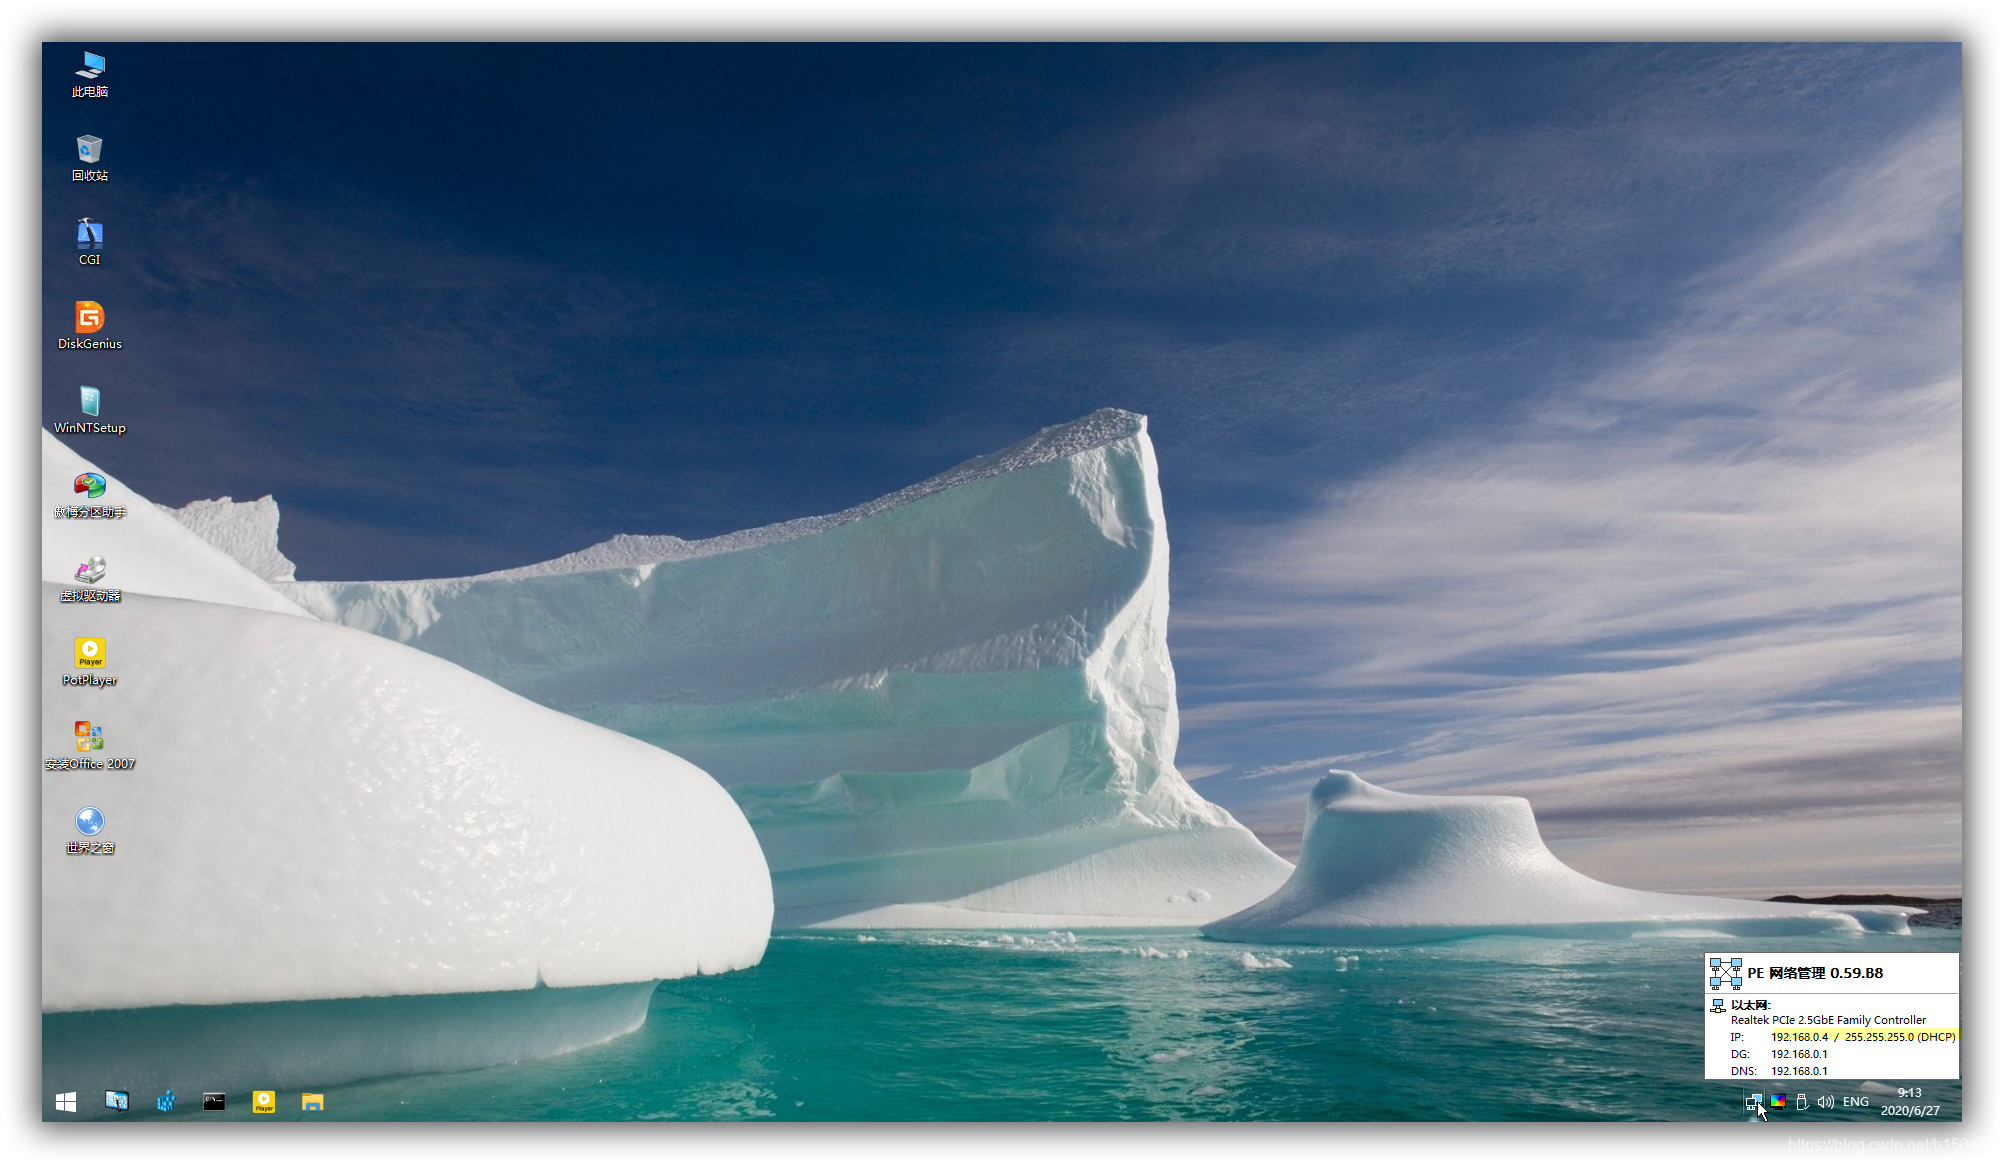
left=39, top=41, right=1962, bottom=1123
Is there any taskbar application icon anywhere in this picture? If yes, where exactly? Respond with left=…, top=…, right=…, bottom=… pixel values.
left=252, top=1090, right=275, bottom=1114
left=203, top=1092, right=225, bottom=1111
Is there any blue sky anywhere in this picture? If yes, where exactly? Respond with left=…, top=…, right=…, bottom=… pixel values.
left=44, top=42, right=1962, bottom=890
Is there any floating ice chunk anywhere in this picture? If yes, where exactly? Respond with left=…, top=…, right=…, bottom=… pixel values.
left=1237, top=953, right=1292, bottom=971
left=1137, top=947, right=1169, bottom=959
left=1174, top=950, right=1190, bottom=959
left=1148, top=1047, right=1194, bottom=1063
left=1204, top=772, right=1922, bottom=944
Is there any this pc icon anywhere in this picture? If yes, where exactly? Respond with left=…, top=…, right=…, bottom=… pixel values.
left=81, top=385, right=100, bottom=416
left=78, top=52, right=105, bottom=79
left=78, top=136, right=103, bottom=164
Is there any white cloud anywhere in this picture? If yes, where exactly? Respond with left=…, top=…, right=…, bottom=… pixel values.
left=1178, top=110, right=1962, bottom=866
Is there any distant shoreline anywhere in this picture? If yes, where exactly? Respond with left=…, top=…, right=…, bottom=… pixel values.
left=1768, top=893, right=1959, bottom=907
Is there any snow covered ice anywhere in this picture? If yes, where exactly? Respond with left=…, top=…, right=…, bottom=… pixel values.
left=43, top=436, right=772, bottom=1100
left=262, top=409, right=1292, bottom=927
left=1202, top=772, right=1920, bottom=944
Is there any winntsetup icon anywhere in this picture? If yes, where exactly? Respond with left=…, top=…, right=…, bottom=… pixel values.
left=81, top=385, right=100, bottom=416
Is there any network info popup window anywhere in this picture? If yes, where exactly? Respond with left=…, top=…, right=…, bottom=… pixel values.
left=1705, top=952, right=1960, bottom=1116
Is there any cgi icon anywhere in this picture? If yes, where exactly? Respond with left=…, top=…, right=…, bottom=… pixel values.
left=78, top=218, right=103, bottom=266
left=75, top=300, right=104, bottom=332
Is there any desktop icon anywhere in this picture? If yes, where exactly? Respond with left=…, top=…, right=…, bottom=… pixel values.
left=76, top=806, right=104, bottom=836
left=252, top=1090, right=276, bottom=1114
left=81, top=385, right=101, bottom=416
left=1768, top=1093, right=1788, bottom=1110
left=55, top=1092, right=77, bottom=1113
left=78, top=136, right=103, bottom=164
left=75, top=637, right=106, bottom=668
left=157, top=1091, right=176, bottom=1113
left=76, top=556, right=107, bottom=584
left=74, top=472, right=106, bottom=498
left=203, top=1092, right=225, bottom=1111
left=302, top=1093, right=324, bottom=1112
left=78, top=52, right=105, bottom=79
left=78, top=218, right=103, bottom=250
left=75, top=722, right=104, bottom=751
left=75, top=300, right=104, bottom=332
left=104, top=1089, right=128, bottom=1111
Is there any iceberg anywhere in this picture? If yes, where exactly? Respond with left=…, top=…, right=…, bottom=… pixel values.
left=267, top=410, right=1293, bottom=927
left=1202, top=772, right=1920, bottom=944
left=42, top=585, right=771, bottom=1099
left=42, top=434, right=772, bottom=1102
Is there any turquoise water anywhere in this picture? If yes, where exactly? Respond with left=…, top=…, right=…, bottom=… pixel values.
left=199, top=928, right=1964, bottom=1122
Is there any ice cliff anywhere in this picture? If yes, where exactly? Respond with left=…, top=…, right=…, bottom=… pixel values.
left=1202, top=772, right=1919, bottom=943
left=270, top=410, right=1294, bottom=927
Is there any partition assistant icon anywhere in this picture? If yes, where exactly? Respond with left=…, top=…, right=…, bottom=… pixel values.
left=74, top=472, right=106, bottom=498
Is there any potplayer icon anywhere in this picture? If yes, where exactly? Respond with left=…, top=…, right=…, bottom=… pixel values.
left=74, top=637, right=105, bottom=668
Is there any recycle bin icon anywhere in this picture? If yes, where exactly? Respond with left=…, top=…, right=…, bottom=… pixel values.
left=77, top=135, right=102, bottom=163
